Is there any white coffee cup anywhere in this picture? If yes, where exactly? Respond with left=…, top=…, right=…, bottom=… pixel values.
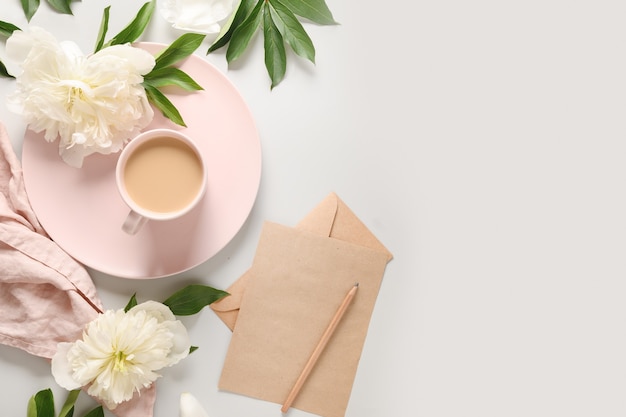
left=116, top=128, right=207, bottom=235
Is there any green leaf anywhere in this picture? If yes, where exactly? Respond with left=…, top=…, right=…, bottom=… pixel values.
left=21, top=0, right=40, bottom=22
left=189, top=346, right=199, bottom=354
left=278, top=0, right=337, bottom=24
left=208, top=0, right=258, bottom=53
left=26, top=395, right=37, bottom=417
left=124, top=293, right=138, bottom=312
left=207, top=5, right=241, bottom=53
left=263, top=3, right=286, bottom=89
left=47, top=0, right=73, bottom=14
left=94, top=6, right=110, bottom=53
left=0, top=21, right=21, bottom=37
left=83, top=406, right=104, bottom=417
left=269, top=0, right=315, bottom=63
left=153, top=33, right=206, bottom=71
left=144, top=67, right=203, bottom=91
left=162, top=284, right=229, bottom=316
left=59, top=389, right=81, bottom=417
left=226, top=0, right=264, bottom=63
left=143, top=83, right=187, bottom=127
left=28, top=389, right=55, bottom=417
left=104, top=0, right=155, bottom=48
left=0, top=60, right=13, bottom=78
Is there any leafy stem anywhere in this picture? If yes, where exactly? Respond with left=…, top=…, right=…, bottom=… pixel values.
left=209, top=0, right=336, bottom=88
left=27, top=388, right=103, bottom=417
left=20, top=0, right=78, bottom=22
left=124, top=284, right=229, bottom=316
left=94, top=0, right=204, bottom=127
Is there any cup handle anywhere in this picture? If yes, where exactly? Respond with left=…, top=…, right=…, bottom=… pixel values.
left=122, top=210, right=148, bottom=235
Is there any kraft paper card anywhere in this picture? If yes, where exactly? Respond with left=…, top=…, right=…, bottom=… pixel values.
left=211, top=192, right=393, bottom=329
left=216, top=194, right=393, bottom=417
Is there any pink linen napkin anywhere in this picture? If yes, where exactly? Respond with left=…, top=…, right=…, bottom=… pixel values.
left=0, top=122, right=155, bottom=416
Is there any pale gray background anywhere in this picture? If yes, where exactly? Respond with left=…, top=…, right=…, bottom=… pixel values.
left=1, top=1, right=625, bottom=416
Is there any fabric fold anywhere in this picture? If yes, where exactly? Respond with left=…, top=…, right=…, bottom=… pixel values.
left=0, top=122, right=155, bottom=417
left=0, top=122, right=103, bottom=358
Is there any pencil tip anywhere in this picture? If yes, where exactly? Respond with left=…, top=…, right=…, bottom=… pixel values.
left=354, top=282, right=359, bottom=287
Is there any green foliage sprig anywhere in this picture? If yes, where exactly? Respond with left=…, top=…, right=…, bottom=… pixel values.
left=0, top=21, right=20, bottom=37
left=95, top=0, right=205, bottom=127
left=27, top=388, right=103, bottom=417
left=10, top=0, right=338, bottom=88
left=208, top=0, right=337, bottom=88
left=124, top=283, right=229, bottom=316
left=143, top=33, right=206, bottom=126
left=20, top=0, right=78, bottom=22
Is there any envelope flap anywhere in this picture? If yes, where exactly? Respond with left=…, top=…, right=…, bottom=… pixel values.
left=296, top=192, right=338, bottom=237
left=210, top=271, right=251, bottom=312
left=332, top=194, right=394, bottom=261
left=211, top=192, right=393, bottom=330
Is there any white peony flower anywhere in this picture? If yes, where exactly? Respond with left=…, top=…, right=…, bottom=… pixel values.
left=5, top=27, right=155, bottom=168
left=51, top=301, right=191, bottom=409
left=180, top=392, right=210, bottom=417
left=160, top=0, right=238, bottom=34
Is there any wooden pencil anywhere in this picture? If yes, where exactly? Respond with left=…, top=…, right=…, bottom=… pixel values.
left=281, top=282, right=360, bottom=413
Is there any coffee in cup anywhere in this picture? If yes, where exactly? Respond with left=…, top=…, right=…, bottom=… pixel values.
left=116, top=128, right=207, bottom=235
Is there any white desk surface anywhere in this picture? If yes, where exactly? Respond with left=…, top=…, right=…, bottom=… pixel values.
left=1, top=1, right=625, bottom=416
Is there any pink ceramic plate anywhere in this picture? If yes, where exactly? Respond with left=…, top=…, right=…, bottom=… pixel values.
left=21, top=43, right=262, bottom=279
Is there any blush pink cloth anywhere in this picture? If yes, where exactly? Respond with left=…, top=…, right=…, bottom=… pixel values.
left=0, top=123, right=156, bottom=416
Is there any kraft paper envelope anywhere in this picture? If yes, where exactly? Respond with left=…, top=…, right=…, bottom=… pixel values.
left=210, top=192, right=393, bottom=330
left=214, top=194, right=393, bottom=417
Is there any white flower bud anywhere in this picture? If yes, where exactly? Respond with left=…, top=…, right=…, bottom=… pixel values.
left=180, top=392, right=210, bottom=417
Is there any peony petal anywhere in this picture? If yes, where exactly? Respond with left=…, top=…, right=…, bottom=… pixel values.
left=59, top=40, right=85, bottom=62
left=96, top=44, right=156, bottom=75
left=160, top=0, right=237, bottom=34
left=59, top=142, right=92, bottom=168
left=179, top=392, right=210, bottom=417
left=130, top=301, right=176, bottom=322
left=4, top=30, right=31, bottom=64
left=163, top=320, right=191, bottom=365
left=51, top=342, right=83, bottom=390
left=6, top=27, right=57, bottom=64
